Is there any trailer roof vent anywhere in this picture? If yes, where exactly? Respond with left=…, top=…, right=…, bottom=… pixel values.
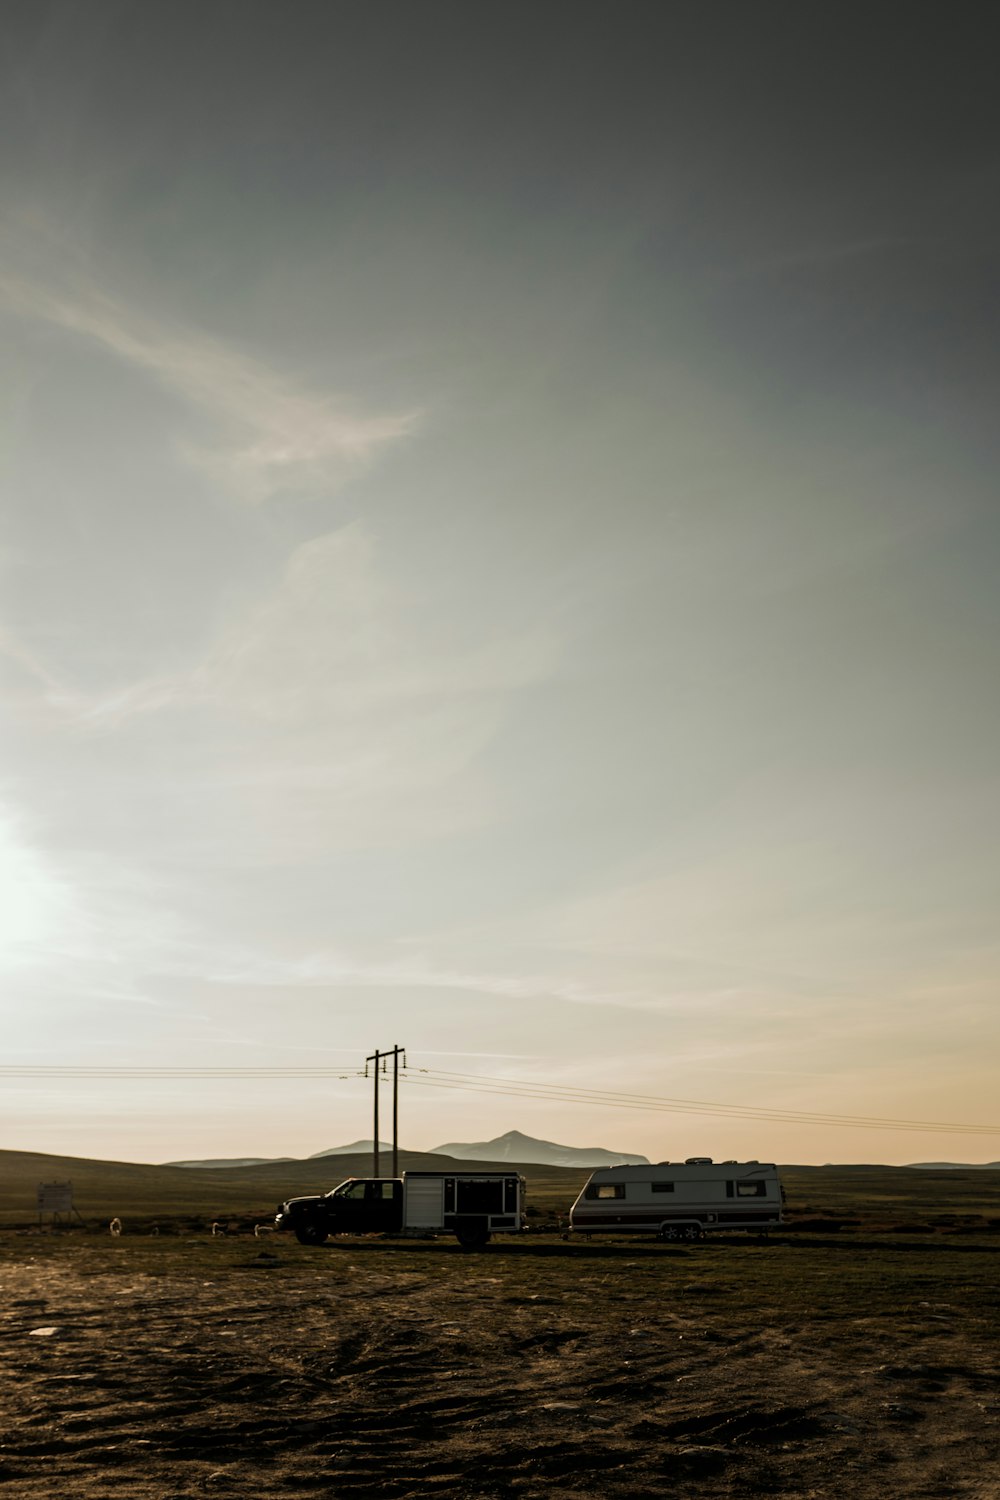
left=685, top=1157, right=713, bottom=1165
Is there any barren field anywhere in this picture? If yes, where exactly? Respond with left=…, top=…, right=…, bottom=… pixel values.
left=2, top=1232, right=998, bottom=1498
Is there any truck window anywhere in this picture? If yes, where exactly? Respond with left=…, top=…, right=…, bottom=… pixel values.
left=340, top=1182, right=367, bottom=1200
left=370, top=1182, right=396, bottom=1200
left=584, top=1183, right=625, bottom=1200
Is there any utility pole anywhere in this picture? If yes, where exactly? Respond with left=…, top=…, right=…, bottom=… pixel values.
left=366, top=1048, right=381, bottom=1177
left=391, top=1045, right=406, bottom=1178
left=366, top=1045, right=405, bottom=1179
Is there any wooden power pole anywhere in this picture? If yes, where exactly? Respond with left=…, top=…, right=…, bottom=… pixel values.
left=366, top=1048, right=381, bottom=1177
left=366, top=1045, right=405, bottom=1178
left=391, top=1045, right=406, bottom=1177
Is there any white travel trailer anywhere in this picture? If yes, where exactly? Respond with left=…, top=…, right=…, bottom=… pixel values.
left=568, top=1158, right=782, bottom=1240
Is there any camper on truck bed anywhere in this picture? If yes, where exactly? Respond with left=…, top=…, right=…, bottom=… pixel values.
left=569, top=1158, right=782, bottom=1241
left=276, top=1170, right=526, bottom=1250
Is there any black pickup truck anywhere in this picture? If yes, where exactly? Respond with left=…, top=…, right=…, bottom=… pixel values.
left=275, top=1170, right=525, bottom=1250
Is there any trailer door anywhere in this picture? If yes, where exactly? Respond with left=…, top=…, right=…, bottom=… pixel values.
left=455, top=1177, right=505, bottom=1214
left=404, top=1176, right=444, bottom=1228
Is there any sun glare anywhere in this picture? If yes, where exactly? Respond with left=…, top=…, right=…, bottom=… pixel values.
left=0, top=814, right=69, bottom=962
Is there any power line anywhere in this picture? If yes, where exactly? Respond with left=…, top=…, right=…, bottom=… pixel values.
left=0, top=1067, right=368, bottom=1077
left=402, top=1076, right=1000, bottom=1136
left=399, top=1069, right=1000, bottom=1137
left=406, top=1071, right=1000, bottom=1135
left=413, top=1067, right=1000, bottom=1130
left=2, top=1061, right=997, bottom=1137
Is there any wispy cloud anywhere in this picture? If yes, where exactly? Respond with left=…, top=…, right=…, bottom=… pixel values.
left=0, top=624, right=69, bottom=697
left=0, top=217, right=418, bottom=502
left=27, top=523, right=561, bottom=856
left=718, top=234, right=911, bottom=282
left=160, top=939, right=725, bottom=1016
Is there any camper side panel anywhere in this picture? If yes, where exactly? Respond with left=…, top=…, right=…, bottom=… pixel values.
left=569, top=1165, right=781, bottom=1235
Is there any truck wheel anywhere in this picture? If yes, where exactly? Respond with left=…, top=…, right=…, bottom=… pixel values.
left=294, top=1222, right=328, bottom=1246
left=455, top=1228, right=491, bottom=1251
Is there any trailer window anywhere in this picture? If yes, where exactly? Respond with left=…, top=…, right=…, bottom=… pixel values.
left=456, top=1178, right=504, bottom=1213
left=736, top=1181, right=767, bottom=1197
left=651, top=1182, right=674, bottom=1193
left=584, top=1183, right=625, bottom=1200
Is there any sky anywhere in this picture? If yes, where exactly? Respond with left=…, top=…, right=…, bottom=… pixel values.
left=2, top=1, right=999, bottom=1167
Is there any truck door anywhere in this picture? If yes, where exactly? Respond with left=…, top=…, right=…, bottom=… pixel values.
left=331, top=1180, right=371, bottom=1230
left=367, top=1180, right=402, bottom=1232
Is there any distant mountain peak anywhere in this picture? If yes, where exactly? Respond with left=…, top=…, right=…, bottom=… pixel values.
left=166, top=1130, right=653, bottom=1172
left=907, top=1161, right=1000, bottom=1170
left=429, top=1129, right=649, bottom=1168
left=165, top=1156, right=295, bottom=1169
left=308, top=1139, right=395, bottom=1159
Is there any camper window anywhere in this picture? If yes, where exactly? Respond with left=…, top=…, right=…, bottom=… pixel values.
left=584, top=1183, right=626, bottom=1200
left=651, top=1182, right=675, bottom=1193
left=736, top=1181, right=767, bottom=1197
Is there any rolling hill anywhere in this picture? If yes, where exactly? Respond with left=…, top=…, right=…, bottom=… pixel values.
left=0, top=1147, right=590, bottom=1223
left=4, top=1150, right=1000, bottom=1229
left=165, top=1156, right=296, bottom=1169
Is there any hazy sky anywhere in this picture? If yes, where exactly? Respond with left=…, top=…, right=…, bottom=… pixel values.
left=2, top=2, right=999, bottom=1166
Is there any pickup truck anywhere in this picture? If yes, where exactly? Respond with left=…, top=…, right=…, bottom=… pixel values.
left=275, top=1169, right=526, bottom=1250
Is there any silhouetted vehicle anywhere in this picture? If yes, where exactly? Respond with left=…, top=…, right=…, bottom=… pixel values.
left=275, top=1170, right=526, bottom=1250
left=568, top=1158, right=783, bottom=1240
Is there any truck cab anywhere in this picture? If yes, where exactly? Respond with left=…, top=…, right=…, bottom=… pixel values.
left=275, top=1178, right=403, bottom=1245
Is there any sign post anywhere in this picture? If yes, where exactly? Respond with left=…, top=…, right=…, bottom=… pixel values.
left=36, top=1181, right=82, bottom=1226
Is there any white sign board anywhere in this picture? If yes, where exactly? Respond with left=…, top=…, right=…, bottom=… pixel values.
left=37, top=1182, right=74, bottom=1214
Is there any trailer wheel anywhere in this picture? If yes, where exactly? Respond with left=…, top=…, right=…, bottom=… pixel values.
left=680, top=1225, right=704, bottom=1242
left=658, top=1226, right=680, bottom=1242
left=294, top=1222, right=328, bottom=1246
left=455, top=1228, right=491, bottom=1251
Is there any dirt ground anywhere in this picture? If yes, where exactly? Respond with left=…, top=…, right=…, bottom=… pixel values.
left=1, top=1233, right=998, bottom=1498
